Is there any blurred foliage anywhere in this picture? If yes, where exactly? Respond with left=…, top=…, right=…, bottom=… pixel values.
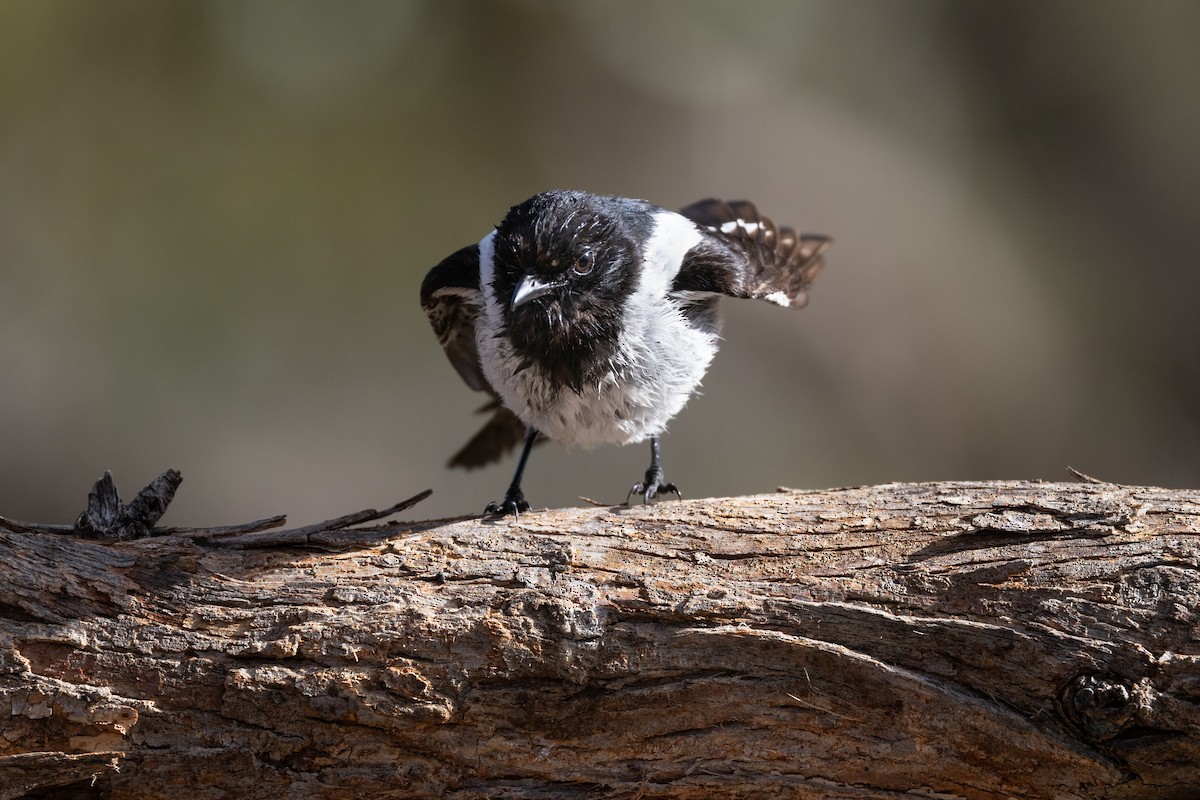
left=1, top=0, right=1197, bottom=524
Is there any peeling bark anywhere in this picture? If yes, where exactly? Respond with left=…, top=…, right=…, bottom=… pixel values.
left=2, top=481, right=1199, bottom=799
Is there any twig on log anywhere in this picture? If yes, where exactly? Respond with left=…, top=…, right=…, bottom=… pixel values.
left=197, top=489, right=434, bottom=549
left=1067, top=465, right=1119, bottom=485
left=156, top=516, right=289, bottom=537
left=0, top=471, right=431, bottom=548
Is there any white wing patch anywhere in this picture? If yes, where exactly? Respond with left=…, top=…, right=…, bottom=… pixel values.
left=764, top=290, right=791, bottom=307
left=719, top=218, right=762, bottom=236
left=477, top=230, right=498, bottom=315
left=640, top=210, right=705, bottom=291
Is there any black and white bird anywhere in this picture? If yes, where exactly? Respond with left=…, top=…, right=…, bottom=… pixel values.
left=420, top=190, right=829, bottom=517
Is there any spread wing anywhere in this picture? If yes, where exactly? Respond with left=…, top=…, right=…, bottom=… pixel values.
left=420, top=244, right=527, bottom=468
left=674, top=198, right=830, bottom=309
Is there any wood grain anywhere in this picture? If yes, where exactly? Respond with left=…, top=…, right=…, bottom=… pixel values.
left=2, top=481, right=1199, bottom=799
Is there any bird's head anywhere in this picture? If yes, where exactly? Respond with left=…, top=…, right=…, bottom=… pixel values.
left=489, top=191, right=642, bottom=385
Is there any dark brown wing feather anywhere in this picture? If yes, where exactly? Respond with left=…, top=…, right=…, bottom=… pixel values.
left=447, top=400, right=530, bottom=469
left=420, top=244, right=489, bottom=392
left=421, top=244, right=527, bottom=468
left=676, top=198, right=830, bottom=308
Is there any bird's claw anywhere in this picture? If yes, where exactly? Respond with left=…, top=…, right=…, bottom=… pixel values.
left=484, top=488, right=530, bottom=518
left=625, top=477, right=681, bottom=505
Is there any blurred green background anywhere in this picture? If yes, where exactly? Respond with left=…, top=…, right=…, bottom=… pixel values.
left=2, top=1, right=1197, bottom=526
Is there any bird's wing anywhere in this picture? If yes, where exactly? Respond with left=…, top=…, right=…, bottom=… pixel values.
left=421, top=244, right=489, bottom=392
left=673, top=198, right=830, bottom=309
left=421, top=244, right=527, bottom=468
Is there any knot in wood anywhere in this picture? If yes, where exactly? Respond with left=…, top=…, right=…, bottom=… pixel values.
left=1060, top=672, right=1138, bottom=741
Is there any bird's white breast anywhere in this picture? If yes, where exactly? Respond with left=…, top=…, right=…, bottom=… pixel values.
left=477, top=212, right=720, bottom=447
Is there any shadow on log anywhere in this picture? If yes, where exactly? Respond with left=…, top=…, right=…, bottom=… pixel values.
left=2, top=481, right=1199, bottom=799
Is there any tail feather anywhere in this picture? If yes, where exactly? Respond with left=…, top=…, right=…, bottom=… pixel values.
left=448, top=401, right=530, bottom=469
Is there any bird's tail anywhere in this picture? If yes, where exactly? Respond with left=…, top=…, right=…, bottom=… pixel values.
left=448, top=400, right=532, bottom=469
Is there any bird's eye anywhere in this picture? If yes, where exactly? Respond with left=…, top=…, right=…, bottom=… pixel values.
left=572, top=251, right=594, bottom=276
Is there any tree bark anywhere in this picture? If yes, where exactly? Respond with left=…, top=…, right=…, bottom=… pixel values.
left=2, top=481, right=1199, bottom=799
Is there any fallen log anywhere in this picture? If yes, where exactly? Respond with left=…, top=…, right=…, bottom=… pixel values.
left=2, top=480, right=1199, bottom=799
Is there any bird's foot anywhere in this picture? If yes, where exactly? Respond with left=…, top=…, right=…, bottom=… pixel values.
left=626, top=467, right=681, bottom=505
left=484, top=487, right=531, bottom=518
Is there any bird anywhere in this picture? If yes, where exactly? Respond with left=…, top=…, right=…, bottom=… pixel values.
left=420, top=189, right=829, bottom=517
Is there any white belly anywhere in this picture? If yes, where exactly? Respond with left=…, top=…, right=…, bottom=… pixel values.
left=477, top=301, right=719, bottom=448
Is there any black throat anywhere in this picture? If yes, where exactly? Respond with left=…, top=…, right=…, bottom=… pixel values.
left=490, top=191, right=652, bottom=393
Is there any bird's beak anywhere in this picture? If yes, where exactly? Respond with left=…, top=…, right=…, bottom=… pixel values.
left=509, top=275, right=563, bottom=312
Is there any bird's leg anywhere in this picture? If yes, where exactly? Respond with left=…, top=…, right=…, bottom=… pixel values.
left=626, top=435, right=681, bottom=504
left=485, top=427, right=537, bottom=518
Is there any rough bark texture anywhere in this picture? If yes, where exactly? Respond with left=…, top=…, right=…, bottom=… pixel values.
left=2, top=481, right=1199, bottom=799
